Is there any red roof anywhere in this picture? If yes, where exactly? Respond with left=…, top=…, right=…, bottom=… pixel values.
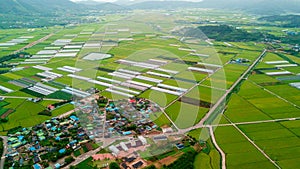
left=92, top=153, right=115, bottom=161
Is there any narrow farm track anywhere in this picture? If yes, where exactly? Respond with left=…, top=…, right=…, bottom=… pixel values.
left=249, top=80, right=300, bottom=109
left=209, top=126, right=226, bottom=169
left=223, top=115, right=282, bottom=169
left=0, top=96, right=64, bottom=102
left=213, top=116, right=300, bottom=127
left=12, top=33, right=54, bottom=54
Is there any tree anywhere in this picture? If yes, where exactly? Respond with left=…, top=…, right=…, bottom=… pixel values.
left=65, top=156, right=75, bottom=164
left=144, top=165, right=156, bottom=169
left=70, top=166, right=79, bottom=169
left=109, top=162, right=120, bottom=169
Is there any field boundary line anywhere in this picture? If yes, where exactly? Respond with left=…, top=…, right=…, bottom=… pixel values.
left=223, top=115, right=282, bottom=169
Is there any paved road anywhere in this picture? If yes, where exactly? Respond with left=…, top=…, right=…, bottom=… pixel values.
left=173, top=49, right=267, bottom=135
left=12, top=33, right=54, bottom=54
left=58, top=108, right=78, bottom=119
left=0, top=136, right=8, bottom=169
left=195, top=49, right=267, bottom=127
left=0, top=96, right=64, bottom=102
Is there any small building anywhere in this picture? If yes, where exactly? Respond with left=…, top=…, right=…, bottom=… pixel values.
left=54, top=163, right=61, bottom=169
left=132, top=161, right=144, bottom=169
left=55, top=136, right=61, bottom=141
left=162, top=127, right=173, bottom=133
left=175, top=143, right=185, bottom=150
left=122, top=131, right=132, bottom=136
left=125, top=157, right=136, bottom=163
left=70, top=115, right=79, bottom=121
left=11, top=142, right=22, bottom=149
left=138, top=136, right=147, bottom=145
left=59, top=148, right=66, bottom=154
left=33, top=164, right=42, bottom=169
left=33, top=156, right=40, bottom=163
left=120, top=142, right=128, bottom=151
left=121, top=163, right=129, bottom=169
left=153, top=136, right=168, bottom=142
left=29, top=146, right=36, bottom=152
left=109, top=145, right=120, bottom=156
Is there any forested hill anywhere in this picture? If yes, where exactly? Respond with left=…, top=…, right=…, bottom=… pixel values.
left=0, top=0, right=80, bottom=15
left=200, top=0, right=300, bottom=15
left=259, top=15, right=300, bottom=28
left=182, top=25, right=275, bottom=42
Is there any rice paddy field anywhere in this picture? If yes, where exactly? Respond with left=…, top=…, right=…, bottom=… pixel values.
left=0, top=9, right=300, bottom=169
left=214, top=48, right=300, bottom=168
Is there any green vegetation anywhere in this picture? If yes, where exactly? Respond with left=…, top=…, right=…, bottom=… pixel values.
left=259, top=15, right=300, bottom=28
left=109, top=162, right=120, bottom=169
left=186, top=25, right=275, bottom=42
left=163, top=150, right=197, bottom=169
left=0, top=6, right=299, bottom=169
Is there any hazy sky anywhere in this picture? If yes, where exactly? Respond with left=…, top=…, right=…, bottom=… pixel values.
left=71, top=0, right=115, bottom=2
left=71, top=0, right=203, bottom=2
left=71, top=0, right=116, bottom=2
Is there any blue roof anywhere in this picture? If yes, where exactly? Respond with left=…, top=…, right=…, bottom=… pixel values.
left=70, top=140, right=77, bottom=145
left=51, top=126, right=57, bottom=131
left=55, top=136, right=61, bottom=141
left=33, top=164, right=42, bottom=169
left=78, top=133, right=84, bottom=136
left=122, top=131, right=132, bottom=135
left=54, top=163, right=61, bottom=169
left=18, top=136, right=24, bottom=141
left=70, top=115, right=79, bottom=121
left=59, top=148, right=66, bottom=154
left=29, top=146, right=36, bottom=151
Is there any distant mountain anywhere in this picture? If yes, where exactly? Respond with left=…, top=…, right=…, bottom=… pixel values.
left=126, top=0, right=300, bottom=15
left=200, top=0, right=300, bottom=15
left=94, top=3, right=128, bottom=11
left=76, top=0, right=103, bottom=5
left=79, top=1, right=128, bottom=11
left=2, top=0, right=300, bottom=16
left=0, top=0, right=80, bottom=15
left=128, top=1, right=202, bottom=9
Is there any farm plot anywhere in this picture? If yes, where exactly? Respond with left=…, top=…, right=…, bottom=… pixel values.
left=139, top=89, right=178, bottom=107
left=165, top=101, right=209, bottom=128
left=264, top=84, right=300, bottom=105
left=237, top=81, right=300, bottom=119
left=214, top=126, right=276, bottom=169
left=224, top=94, right=272, bottom=123
left=238, top=122, right=300, bottom=168
left=184, top=85, right=225, bottom=104
left=0, top=99, right=64, bottom=133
